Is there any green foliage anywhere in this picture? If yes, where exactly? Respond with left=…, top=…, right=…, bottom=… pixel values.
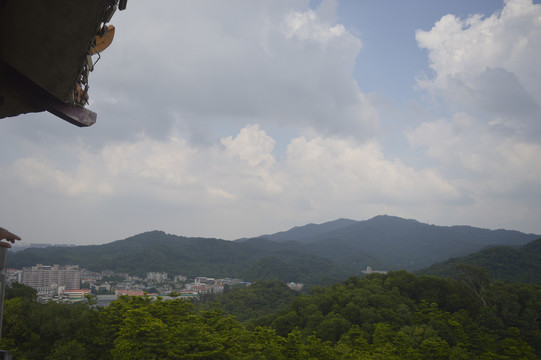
left=260, top=272, right=541, bottom=358
left=4, top=282, right=37, bottom=301
left=419, top=238, right=541, bottom=285
left=0, top=297, right=95, bottom=359
left=241, top=256, right=351, bottom=286
left=9, top=220, right=539, bottom=286
left=2, top=272, right=541, bottom=359
left=262, top=215, right=539, bottom=271
left=197, top=280, right=300, bottom=324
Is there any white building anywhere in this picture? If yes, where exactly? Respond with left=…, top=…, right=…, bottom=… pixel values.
left=174, top=275, right=187, bottom=282
left=147, top=272, right=168, bottom=282
left=21, top=264, right=81, bottom=290
left=362, top=266, right=388, bottom=275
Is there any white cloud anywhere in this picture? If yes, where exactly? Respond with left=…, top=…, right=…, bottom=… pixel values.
left=102, top=136, right=198, bottom=188
left=282, top=8, right=346, bottom=44
left=407, top=111, right=541, bottom=232
left=221, top=124, right=276, bottom=169
left=412, top=0, right=541, bottom=188
left=284, top=136, right=460, bottom=206
left=407, top=0, right=541, bottom=232
left=1, top=125, right=464, bottom=242
left=3, top=0, right=541, bottom=244
left=90, top=0, right=377, bottom=141
left=407, top=113, right=541, bottom=187
left=416, top=0, right=541, bottom=96
left=11, top=157, right=113, bottom=197
left=416, top=0, right=541, bottom=137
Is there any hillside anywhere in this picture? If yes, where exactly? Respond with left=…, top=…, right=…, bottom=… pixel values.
left=5, top=272, right=541, bottom=358
left=257, top=218, right=358, bottom=242
left=7, top=231, right=353, bottom=286
left=251, top=215, right=539, bottom=270
left=7, top=216, right=539, bottom=284
left=417, top=237, right=541, bottom=284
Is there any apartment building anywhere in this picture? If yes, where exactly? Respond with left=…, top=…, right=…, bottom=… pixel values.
left=21, top=264, right=81, bottom=290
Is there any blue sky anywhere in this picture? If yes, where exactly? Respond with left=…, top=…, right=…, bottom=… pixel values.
left=1, top=0, right=540, bottom=244
left=349, top=2, right=499, bottom=96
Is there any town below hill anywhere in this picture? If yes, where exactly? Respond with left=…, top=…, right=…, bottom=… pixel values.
left=6, top=215, right=540, bottom=287
left=7, top=263, right=280, bottom=304
left=4, top=215, right=541, bottom=359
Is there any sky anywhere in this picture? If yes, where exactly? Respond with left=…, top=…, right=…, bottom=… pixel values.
left=1, top=0, right=541, bottom=245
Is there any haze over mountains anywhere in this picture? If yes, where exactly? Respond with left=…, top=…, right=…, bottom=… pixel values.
left=248, top=215, right=538, bottom=269
left=8, top=215, right=540, bottom=286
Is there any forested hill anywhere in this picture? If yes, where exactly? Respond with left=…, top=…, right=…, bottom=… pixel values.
left=248, top=215, right=539, bottom=270
left=4, top=271, right=541, bottom=358
left=418, top=237, right=541, bottom=284
left=8, top=216, right=540, bottom=281
left=7, top=231, right=354, bottom=286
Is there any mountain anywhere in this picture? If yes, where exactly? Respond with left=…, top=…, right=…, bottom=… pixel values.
left=6, top=231, right=354, bottom=286
left=256, top=218, right=358, bottom=242
left=417, top=237, right=541, bottom=284
left=249, top=215, right=539, bottom=270
left=7, top=216, right=539, bottom=284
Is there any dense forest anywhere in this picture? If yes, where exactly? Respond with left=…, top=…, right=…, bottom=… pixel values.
left=2, top=269, right=540, bottom=359
left=418, top=238, right=541, bottom=285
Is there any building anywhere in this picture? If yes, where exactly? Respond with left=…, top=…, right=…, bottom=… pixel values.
left=21, top=264, right=81, bottom=290
left=215, top=278, right=244, bottom=287
left=362, top=266, right=388, bottom=275
left=147, top=272, right=168, bottom=283
left=1, top=0, right=126, bottom=126
left=6, top=268, right=22, bottom=284
left=185, top=283, right=210, bottom=294
left=116, top=289, right=158, bottom=297
left=63, top=289, right=92, bottom=302
left=90, top=283, right=112, bottom=292
left=194, top=277, right=214, bottom=285
left=95, top=294, right=119, bottom=307
left=174, top=275, right=187, bottom=282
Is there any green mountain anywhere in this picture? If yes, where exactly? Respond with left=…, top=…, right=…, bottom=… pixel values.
left=6, top=231, right=353, bottom=286
left=7, top=216, right=539, bottom=285
left=251, top=215, right=539, bottom=270
left=257, top=218, right=358, bottom=242
left=417, top=237, right=541, bottom=284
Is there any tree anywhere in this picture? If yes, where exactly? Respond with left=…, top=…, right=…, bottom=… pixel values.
left=457, top=264, right=491, bottom=306
left=4, top=282, right=37, bottom=300
left=111, top=308, right=170, bottom=360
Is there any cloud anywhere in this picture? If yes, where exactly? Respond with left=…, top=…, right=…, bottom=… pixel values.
left=1, top=125, right=463, bottom=242
left=407, top=112, right=541, bottom=231
left=284, top=136, right=461, bottom=206
left=11, top=157, right=113, bottom=197
left=407, top=0, right=541, bottom=231
left=221, top=125, right=276, bottom=169
left=88, top=0, right=377, bottom=142
left=412, top=0, right=541, bottom=185
left=407, top=112, right=541, bottom=190
left=415, top=0, right=541, bottom=137
left=3, top=0, right=541, bottom=244
left=3, top=0, right=386, bottom=243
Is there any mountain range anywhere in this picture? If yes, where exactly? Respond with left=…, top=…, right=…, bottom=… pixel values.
left=246, top=215, right=538, bottom=270
left=7, top=215, right=540, bottom=286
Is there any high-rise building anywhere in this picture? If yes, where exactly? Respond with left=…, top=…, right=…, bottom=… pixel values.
left=21, top=264, right=81, bottom=290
